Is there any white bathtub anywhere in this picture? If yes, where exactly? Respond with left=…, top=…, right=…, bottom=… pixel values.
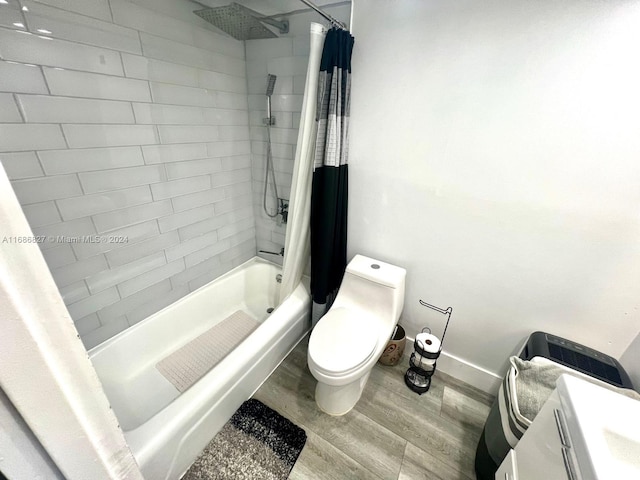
left=89, top=257, right=311, bottom=480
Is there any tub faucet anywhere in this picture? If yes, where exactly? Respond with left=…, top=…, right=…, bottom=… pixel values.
left=259, top=247, right=284, bottom=256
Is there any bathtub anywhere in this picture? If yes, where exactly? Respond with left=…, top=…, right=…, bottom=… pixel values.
left=89, top=257, right=311, bottom=480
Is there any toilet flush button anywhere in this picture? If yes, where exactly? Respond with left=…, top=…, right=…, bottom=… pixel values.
left=371, top=264, right=380, bottom=269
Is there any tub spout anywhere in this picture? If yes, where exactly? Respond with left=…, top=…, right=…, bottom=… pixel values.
left=259, top=247, right=284, bottom=256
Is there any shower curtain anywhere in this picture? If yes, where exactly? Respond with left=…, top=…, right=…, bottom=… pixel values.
left=278, top=24, right=327, bottom=304
left=310, top=28, right=355, bottom=323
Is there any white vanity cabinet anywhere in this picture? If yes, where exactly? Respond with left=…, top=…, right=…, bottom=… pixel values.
left=496, top=374, right=640, bottom=480
left=495, top=386, right=579, bottom=480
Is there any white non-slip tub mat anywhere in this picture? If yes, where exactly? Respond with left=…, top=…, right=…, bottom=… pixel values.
left=157, top=310, right=260, bottom=392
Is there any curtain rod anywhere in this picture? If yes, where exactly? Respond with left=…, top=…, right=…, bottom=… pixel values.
left=298, top=0, right=347, bottom=29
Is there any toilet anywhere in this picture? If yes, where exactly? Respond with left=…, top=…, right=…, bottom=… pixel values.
left=308, top=255, right=406, bottom=416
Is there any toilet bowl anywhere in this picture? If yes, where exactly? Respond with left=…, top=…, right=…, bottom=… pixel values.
left=308, top=255, right=406, bottom=415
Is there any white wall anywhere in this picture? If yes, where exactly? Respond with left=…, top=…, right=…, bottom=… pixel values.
left=349, top=0, right=640, bottom=386
left=0, top=0, right=255, bottom=348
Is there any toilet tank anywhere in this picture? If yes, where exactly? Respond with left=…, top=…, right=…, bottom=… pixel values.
left=338, top=255, right=406, bottom=322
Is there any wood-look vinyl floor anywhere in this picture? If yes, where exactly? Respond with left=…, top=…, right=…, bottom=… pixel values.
left=253, top=337, right=494, bottom=480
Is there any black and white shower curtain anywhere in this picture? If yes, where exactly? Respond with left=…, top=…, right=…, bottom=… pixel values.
left=310, top=28, right=355, bottom=322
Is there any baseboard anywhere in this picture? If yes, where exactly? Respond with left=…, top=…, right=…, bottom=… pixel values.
left=406, top=335, right=502, bottom=395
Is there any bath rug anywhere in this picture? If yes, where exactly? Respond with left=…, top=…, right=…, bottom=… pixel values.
left=183, top=399, right=307, bottom=480
left=156, top=310, right=260, bottom=392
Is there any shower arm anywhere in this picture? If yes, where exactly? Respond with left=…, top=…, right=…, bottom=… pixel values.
left=243, top=5, right=289, bottom=34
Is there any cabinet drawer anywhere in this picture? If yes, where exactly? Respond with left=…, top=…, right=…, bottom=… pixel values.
left=513, top=391, right=574, bottom=480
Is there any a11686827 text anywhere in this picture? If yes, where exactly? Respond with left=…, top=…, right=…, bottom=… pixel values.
left=2, top=235, right=129, bottom=245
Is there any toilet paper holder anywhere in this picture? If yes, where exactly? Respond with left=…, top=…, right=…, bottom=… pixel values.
left=404, top=300, right=453, bottom=395
left=417, top=299, right=452, bottom=348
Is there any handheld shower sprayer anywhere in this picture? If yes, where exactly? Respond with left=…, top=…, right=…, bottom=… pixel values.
left=263, top=73, right=284, bottom=221
left=265, top=74, right=277, bottom=126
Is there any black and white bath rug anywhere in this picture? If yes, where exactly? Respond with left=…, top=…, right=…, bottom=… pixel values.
left=183, top=399, right=307, bottom=480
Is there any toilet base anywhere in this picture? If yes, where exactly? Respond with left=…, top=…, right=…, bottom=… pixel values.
left=314, top=372, right=371, bottom=416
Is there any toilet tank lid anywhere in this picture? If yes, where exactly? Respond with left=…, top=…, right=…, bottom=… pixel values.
left=346, top=255, right=406, bottom=289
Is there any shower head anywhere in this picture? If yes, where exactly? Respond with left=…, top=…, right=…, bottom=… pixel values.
left=266, top=74, right=277, bottom=97
left=193, top=2, right=288, bottom=41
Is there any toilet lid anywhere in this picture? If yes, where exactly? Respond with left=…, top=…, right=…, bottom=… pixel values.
left=309, top=307, right=378, bottom=374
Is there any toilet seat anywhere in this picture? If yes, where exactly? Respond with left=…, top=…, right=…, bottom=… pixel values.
left=308, top=307, right=379, bottom=375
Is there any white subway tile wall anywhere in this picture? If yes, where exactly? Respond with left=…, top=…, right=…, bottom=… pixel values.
left=0, top=0, right=351, bottom=349
left=0, top=0, right=258, bottom=349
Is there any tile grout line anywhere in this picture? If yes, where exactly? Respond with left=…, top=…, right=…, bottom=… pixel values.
left=9, top=57, right=248, bottom=94
left=396, top=440, right=409, bottom=480
left=0, top=19, right=246, bottom=64
left=106, top=0, right=115, bottom=23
